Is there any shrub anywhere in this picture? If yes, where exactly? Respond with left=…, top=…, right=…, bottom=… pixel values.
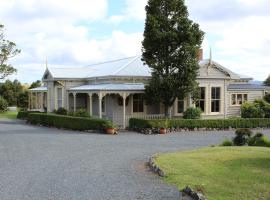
left=183, top=107, right=202, bottom=119
left=221, top=138, right=233, bottom=146
left=73, top=109, right=89, bottom=118
left=233, top=128, right=253, bottom=146
left=248, top=132, right=264, bottom=146
left=241, top=102, right=264, bottom=118
left=54, top=107, right=68, bottom=115
left=17, top=110, right=41, bottom=119
left=129, top=118, right=270, bottom=130
left=264, top=93, right=270, bottom=103
left=0, top=96, right=8, bottom=112
left=27, top=113, right=111, bottom=131
left=129, top=118, right=153, bottom=129
left=252, top=136, right=270, bottom=147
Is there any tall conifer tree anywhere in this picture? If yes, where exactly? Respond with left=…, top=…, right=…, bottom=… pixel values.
left=142, top=0, right=204, bottom=118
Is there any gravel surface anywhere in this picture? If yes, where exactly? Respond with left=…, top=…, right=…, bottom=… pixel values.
left=0, top=119, right=269, bottom=200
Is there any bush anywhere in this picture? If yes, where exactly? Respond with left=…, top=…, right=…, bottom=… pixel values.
left=233, top=128, right=253, bottom=146
left=241, top=102, right=264, bottom=118
left=263, top=93, right=270, bottom=103
left=248, top=132, right=264, bottom=146
left=71, top=109, right=89, bottom=118
left=27, top=113, right=111, bottom=131
left=221, top=138, right=233, bottom=146
left=183, top=107, right=202, bottom=119
left=54, top=107, right=68, bottom=115
left=0, top=96, right=8, bottom=112
left=17, top=110, right=41, bottom=119
left=252, top=136, right=270, bottom=147
left=129, top=118, right=270, bottom=130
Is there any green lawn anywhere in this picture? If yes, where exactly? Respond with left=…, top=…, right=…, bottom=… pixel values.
left=155, top=147, right=270, bottom=200
left=0, top=111, right=18, bottom=119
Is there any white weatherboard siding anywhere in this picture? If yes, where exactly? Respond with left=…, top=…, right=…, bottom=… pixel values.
left=28, top=56, right=270, bottom=128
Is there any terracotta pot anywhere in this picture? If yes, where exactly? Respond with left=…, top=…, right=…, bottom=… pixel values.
left=106, top=128, right=115, bottom=134
left=159, top=128, right=167, bottom=134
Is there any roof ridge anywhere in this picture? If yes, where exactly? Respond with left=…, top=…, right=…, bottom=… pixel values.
left=111, top=56, right=140, bottom=76
left=84, top=56, right=137, bottom=67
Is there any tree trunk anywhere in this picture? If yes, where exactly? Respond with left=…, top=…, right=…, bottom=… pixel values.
left=164, top=105, right=172, bottom=119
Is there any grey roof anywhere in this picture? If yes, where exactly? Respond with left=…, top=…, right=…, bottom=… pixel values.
left=29, top=86, right=47, bottom=92
left=47, top=56, right=151, bottom=79
left=228, top=84, right=270, bottom=90
left=45, top=56, right=252, bottom=80
left=69, top=83, right=145, bottom=92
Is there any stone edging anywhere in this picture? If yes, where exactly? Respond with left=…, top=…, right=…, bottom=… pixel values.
left=182, top=186, right=207, bottom=200
left=148, top=155, right=165, bottom=177
left=148, top=155, right=207, bottom=200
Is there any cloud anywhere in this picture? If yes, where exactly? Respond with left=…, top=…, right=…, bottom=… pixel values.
left=1, top=0, right=270, bottom=82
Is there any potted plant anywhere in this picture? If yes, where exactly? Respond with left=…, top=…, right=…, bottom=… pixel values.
left=104, top=121, right=117, bottom=135
left=159, top=120, right=168, bottom=134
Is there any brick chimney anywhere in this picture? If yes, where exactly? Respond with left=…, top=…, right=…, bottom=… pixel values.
left=197, top=49, right=203, bottom=60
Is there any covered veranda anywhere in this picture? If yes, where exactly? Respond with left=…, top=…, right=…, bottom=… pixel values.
left=68, top=83, right=146, bottom=129
left=28, top=87, right=48, bottom=112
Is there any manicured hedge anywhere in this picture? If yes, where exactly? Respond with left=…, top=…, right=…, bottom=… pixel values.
left=17, top=110, right=41, bottom=119
left=27, top=113, right=111, bottom=131
left=129, top=118, right=270, bottom=130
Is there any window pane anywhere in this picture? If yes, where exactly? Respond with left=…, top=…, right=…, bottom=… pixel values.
left=211, top=87, right=215, bottom=99
left=200, top=87, right=205, bottom=99
left=211, top=100, right=220, bottom=112
left=244, top=94, right=248, bottom=102
left=216, top=87, right=220, bottom=99
left=199, top=100, right=205, bottom=112
left=178, top=100, right=184, bottom=113
left=133, top=94, right=144, bottom=113
left=237, top=94, right=242, bottom=105
left=232, top=94, right=236, bottom=105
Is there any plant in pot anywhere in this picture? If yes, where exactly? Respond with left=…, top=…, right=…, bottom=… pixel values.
left=104, top=121, right=117, bottom=135
left=159, top=120, right=168, bottom=134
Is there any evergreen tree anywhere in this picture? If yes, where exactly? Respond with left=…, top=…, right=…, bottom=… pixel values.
left=142, top=0, right=204, bottom=118
left=264, top=75, right=270, bottom=86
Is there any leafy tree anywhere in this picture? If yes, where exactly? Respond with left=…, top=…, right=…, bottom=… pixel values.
left=264, top=75, right=270, bottom=86
left=29, top=80, right=41, bottom=89
left=0, top=96, right=8, bottom=112
left=0, top=79, right=23, bottom=106
left=142, top=0, right=204, bottom=118
left=0, top=24, right=20, bottom=79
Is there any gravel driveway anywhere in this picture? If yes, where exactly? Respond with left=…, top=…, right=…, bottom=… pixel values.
left=0, top=119, right=269, bottom=200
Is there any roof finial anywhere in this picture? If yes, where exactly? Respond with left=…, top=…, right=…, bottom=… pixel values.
left=45, top=56, right=48, bottom=69
left=209, top=46, right=212, bottom=65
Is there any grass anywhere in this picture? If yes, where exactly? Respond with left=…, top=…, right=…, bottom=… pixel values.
left=0, top=111, right=18, bottom=119
left=155, top=147, right=270, bottom=200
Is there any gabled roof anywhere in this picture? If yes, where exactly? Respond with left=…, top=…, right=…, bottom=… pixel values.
left=44, top=56, right=252, bottom=80
left=199, top=59, right=252, bottom=80
left=46, top=56, right=151, bottom=79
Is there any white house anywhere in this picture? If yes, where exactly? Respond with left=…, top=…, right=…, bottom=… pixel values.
left=29, top=53, right=270, bottom=128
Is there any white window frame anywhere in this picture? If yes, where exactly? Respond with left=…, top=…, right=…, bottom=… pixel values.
left=230, top=93, right=248, bottom=106
left=55, top=87, right=64, bottom=109
left=211, top=87, right=221, bottom=113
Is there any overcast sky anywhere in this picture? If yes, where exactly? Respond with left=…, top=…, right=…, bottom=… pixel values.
left=0, top=0, right=269, bottom=83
